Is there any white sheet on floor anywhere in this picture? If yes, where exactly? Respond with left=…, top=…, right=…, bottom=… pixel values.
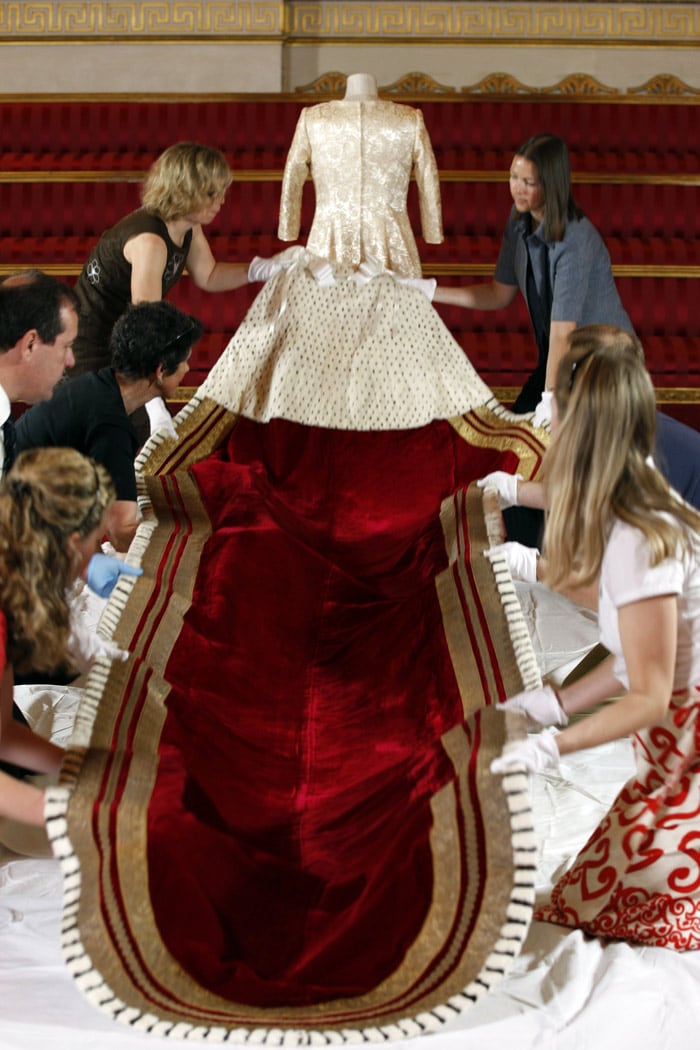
left=1, top=585, right=699, bottom=1050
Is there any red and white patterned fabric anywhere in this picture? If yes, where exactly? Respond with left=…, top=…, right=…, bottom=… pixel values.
left=539, top=518, right=700, bottom=948
left=539, top=687, right=700, bottom=948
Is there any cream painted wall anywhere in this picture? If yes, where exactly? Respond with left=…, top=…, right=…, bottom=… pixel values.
left=0, top=1, right=697, bottom=96
left=0, top=43, right=284, bottom=94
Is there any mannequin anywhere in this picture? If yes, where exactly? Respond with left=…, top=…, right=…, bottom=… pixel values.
left=343, top=72, right=378, bottom=101
left=278, top=78, right=442, bottom=278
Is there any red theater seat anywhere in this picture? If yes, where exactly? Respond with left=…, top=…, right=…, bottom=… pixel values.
left=0, top=95, right=697, bottom=425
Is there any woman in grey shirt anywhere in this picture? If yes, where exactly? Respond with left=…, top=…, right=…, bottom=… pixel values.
left=434, top=133, right=632, bottom=420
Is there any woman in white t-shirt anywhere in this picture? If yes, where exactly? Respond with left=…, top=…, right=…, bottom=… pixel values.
left=491, top=323, right=700, bottom=948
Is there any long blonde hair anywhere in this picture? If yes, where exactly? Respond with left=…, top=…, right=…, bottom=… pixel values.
left=141, top=141, right=232, bottom=220
left=0, top=448, right=114, bottom=673
left=543, top=325, right=700, bottom=590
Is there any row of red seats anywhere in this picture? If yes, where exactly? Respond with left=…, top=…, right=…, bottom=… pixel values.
left=0, top=96, right=697, bottom=423
left=2, top=177, right=699, bottom=241
left=1, top=99, right=698, bottom=171
left=5, top=230, right=695, bottom=273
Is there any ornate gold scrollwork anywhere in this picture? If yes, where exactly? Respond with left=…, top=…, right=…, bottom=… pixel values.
left=382, top=72, right=460, bottom=96
left=295, top=72, right=347, bottom=96
left=628, top=74, right=700, bottom=97
left=294, top=71, right=700, bottom=101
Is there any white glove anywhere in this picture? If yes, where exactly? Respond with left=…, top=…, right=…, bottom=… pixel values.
left=496, top=684, right=568, bottom=726
left=532, top=390, right=553, bottom=429
left=67, top=609, right=129, bottom=675
left=395, top=275, right=437, bottom=301
left=485, top=541, right=539, bottom=583
left=477, top=470, right=522, bottom=509
left=491, top=732, right=561, bottom=775
left=145, top=396, right=177, bottom=440
left=353, top=259, right=436, bottom=301
left=247, top=252, right=293, bottom=283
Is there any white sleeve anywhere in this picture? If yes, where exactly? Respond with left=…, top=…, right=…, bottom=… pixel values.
left=599, top=521, right=684, bottom=688
left=278, top=109, right=310, bottom=242
left=603, top=520, right=683, bottom=609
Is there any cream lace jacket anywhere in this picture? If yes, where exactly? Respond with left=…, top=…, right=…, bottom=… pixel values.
left=278, top=99, right=443, bottom=278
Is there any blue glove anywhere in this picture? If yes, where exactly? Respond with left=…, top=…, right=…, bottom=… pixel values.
left=86, top=554, right=143, bottom=598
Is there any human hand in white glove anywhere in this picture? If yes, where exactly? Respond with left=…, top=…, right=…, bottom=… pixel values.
left=145, top=396, right=177, bottom=440
left=67, top=614, right=129, bottom=675
left=395, top=276, right=437, bottom=301
left=86, top=553, right=143, bottom=599
left=490, top=732, right=560, bottom=775
left=477, top=470, right=522, bottom=509
left=247, top=251, right=295, bottom=283
left=496, top=684, right=568, bottom=726
left=485, top=541, right=539, bottom=583
left=532, top=390, right=553, bottom=429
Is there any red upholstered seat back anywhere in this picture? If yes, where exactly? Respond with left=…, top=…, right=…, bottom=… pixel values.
left=1, top=95, right=697, bottom=423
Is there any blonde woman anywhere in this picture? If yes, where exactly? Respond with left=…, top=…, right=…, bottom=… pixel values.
left=0, top=448, right=118, bottom=826
left=491, top=325, right=700, bottom=948
left=72, top=141, right=249, bottom=378
left=479, top=326, right=700, bottom=582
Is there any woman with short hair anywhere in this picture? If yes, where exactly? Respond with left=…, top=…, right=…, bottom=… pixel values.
left=16, top=300, right=202, bottom=552
left=72, top=141, right=247, bottom=376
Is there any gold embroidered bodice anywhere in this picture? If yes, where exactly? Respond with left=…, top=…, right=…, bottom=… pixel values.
left=278, top=100, right=443, bottom=278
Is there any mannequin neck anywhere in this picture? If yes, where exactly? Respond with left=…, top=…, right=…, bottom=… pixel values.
left=343, top=73, right=378, bottom=101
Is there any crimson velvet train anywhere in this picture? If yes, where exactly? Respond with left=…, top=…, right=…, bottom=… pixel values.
left=50, top=406, right=546, bottom=1037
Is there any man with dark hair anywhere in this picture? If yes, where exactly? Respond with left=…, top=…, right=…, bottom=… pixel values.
left=0, top=270, right=78, bottom=476
left=16, top=299, right=200, bottom=552
left=0, top=271, right=80, bottom=777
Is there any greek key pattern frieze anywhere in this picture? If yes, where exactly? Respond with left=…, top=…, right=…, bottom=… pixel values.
left=0, top=2, right=282, bottom=36
left=0, top=3, right=697, bottom=42
left=286, top=3, right=697, bottom=43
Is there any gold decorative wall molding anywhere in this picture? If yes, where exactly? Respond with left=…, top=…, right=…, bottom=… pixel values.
left=284, top=2, right=697, bottom=47
left=0, top=72, right=697, bottom=99
left=0, top=1, right=283, bottom=39
left=461, top=73, right=622, bottom=95
left=295, top=71, right=347, bottom=95
left=462, top=72, right=699, bottom=96
left=1, top=73, right=698, bottom=100
left=384, top=72, right=463, bottom=96
left=297, top=71, right=700, bottom=100
left=629, top=73, right=700, bottom=96
left=0, top=2, right=697, bottom=45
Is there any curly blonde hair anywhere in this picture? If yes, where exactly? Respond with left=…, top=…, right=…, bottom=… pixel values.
left=543, top=325, right=700, bottom=591
left=0, top=448, right=115, bottom=673
left=141, top=141, right=233, bottom=220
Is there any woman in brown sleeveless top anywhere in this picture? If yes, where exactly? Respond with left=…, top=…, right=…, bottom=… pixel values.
left=72, top=142, right=253, bottom=437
